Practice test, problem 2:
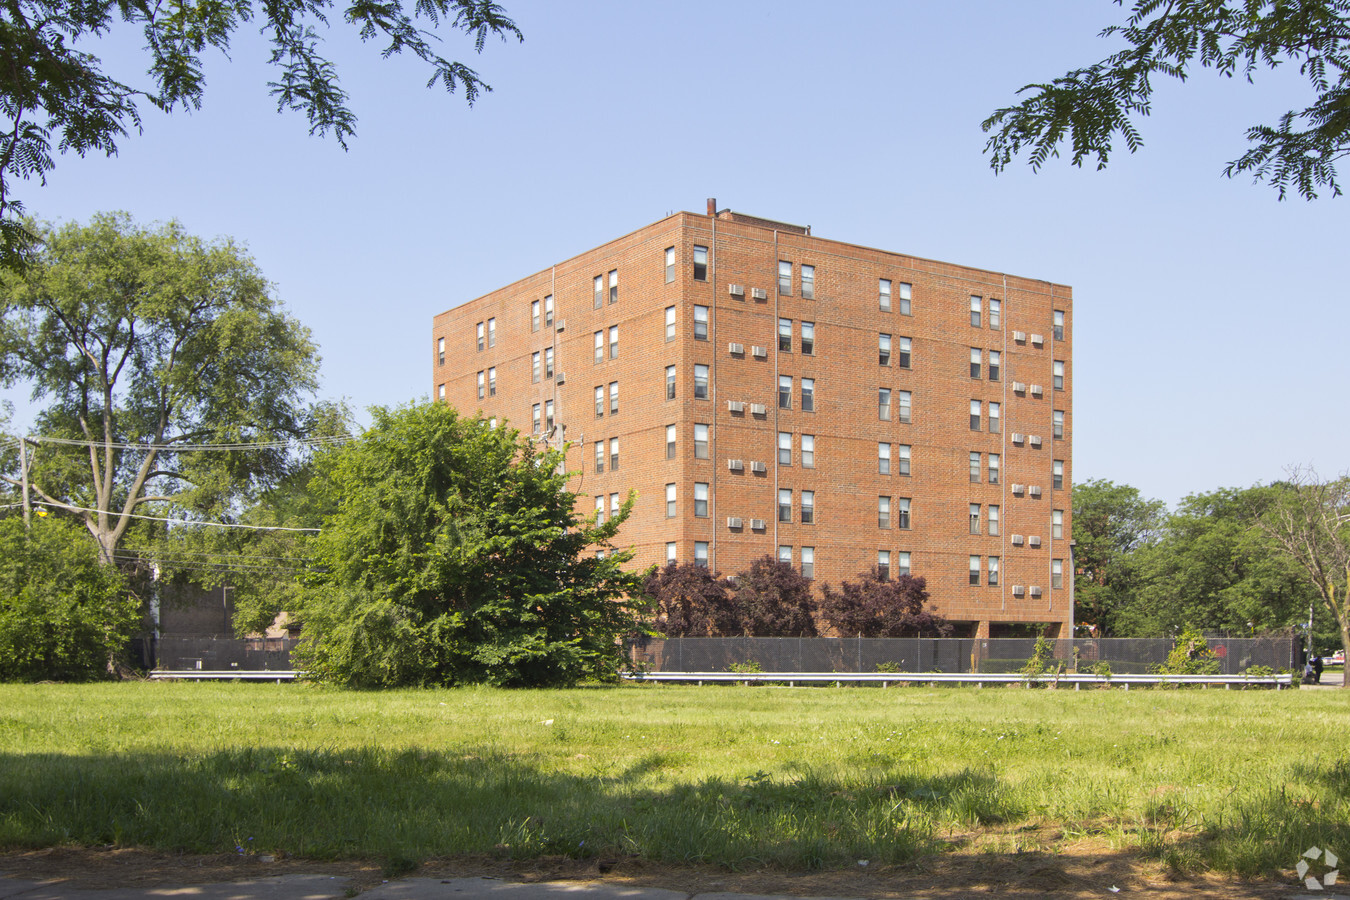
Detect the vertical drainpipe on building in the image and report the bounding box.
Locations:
[1001,275,1009,617]
[771,229,780,557]
[709,203,719,572]
[552,265,565,467]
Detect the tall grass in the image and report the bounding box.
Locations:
[0,682,1345,876]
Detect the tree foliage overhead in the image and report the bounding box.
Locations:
[983,0,1350,199]
[818,568,951,638]
[0,212,322,566]
[0,0,523,267]
[294,402,647,688]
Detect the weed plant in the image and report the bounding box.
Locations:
[0,682,1345,877]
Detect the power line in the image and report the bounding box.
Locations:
[22,434,350,452]
[46,503,321,532]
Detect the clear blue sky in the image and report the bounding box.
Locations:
[12,0,1346,509]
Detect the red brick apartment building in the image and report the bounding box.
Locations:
[432,202,1073,638]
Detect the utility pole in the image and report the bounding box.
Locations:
[19,436,30,528]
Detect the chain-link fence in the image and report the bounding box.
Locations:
[629,635,1299,675]
[149,636,300,672]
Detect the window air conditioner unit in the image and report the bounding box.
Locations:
[750,460,767,474]
[1011,533,1025,546]
[1013,330,1027,342]
[729,342,745,355]
[727,400,745,413]
[556,319,565,332]
[1030,333,1044,346]
[1029,586,1043,598]
[1028,485,1042,497]
[729,284,745,297]
[750,287,768,301]
[1028,435,1042,448]
[749,403,767,416]
[1029,535,1042,547]
[1012,584,1025,597]
[1011,483,1025,494]
[555,372,566,384]
[727,516,743,529]
[750,518,767,531]
[727,458,744,471]
[1011,433,1025,444]
[1012,382,1027,393]
[752,345,768,358]
[1029,384,1043,397]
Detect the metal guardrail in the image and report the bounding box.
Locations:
[150,669,299,682]
[624,671,1295,690]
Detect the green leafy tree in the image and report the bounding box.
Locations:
[0,213,322,567]
[0,0,522,268]
[1072,478,1167,635]
[294,402,647,688]
[0,516,136,680]
[983,0,1350,199]
[818,569,951,638]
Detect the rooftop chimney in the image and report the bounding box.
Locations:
[707,197,717,216]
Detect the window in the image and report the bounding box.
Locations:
[437,383,445,400]
[693,245,708,281]
[988,453,1000,485]
[988,350,1000,382]
[543,398,552,429]
[1054,460,1064,490]
[488,367,496,396]
[544,347,554,379]
[608,325,619,359]
[476,321,484,351]
[609,270,618,304]
[897,390,911,424]
[694,482,708,517]
[970,451,981,483]
[609,381,618,415]
[779,489,793,523]
[897,551,911,576]
[779,375,793,409]
[666,542,677,564]
[778,545,792,564]
[695,423,709,459]
[970,348,981,378]
[897,337,911,369]
[801,321,814,355]
[1053,309,1065,342]
[595,496,605,525]
[801,378,814,412]
[879,333,892,366]
[878,496,890,529]
[586,441,600,474]
[610,492,620,519]
[609,437,619,470]
[801,546,814,579]
[666,366,676,400]
[778,260,792,295]
[531,300,540,332]
[801,264,815,299]
[489,417,497,429]
[665,483,676,517]
[666,424,676,459]
[970,556,981,586]
[898,443,911,475]
[970,503,981,535]
[665,306,676,341]
[544,295,554,328]
[594,385,604,417]
[897,497,911,529]
[437,337,445,365]
[989,556,1000,586]
[1053,360,1065,390]
[989,299,1001,329]
[665,247,675,283]
[970,296,982,328]
[878,550,890,582]
[898,282,912,315]
[988,402,1000,433]
[1053,410,1064,439]
[694,364,709,399]
[879,387,891,420]
[778,317,792,352]
[988,504,1000,536]
[594,275,603,309]
[801,434,815,468]
[593,331,603,364]
[694,305,709,340]
[970,399,982,431]
[879,278,892,311]
[778,431,792,465]
[1052,509,1064,539]
[532,352,541,383]
[879,442,891,474]
[487,318,495,348]
[1052,559,1064,589]
[477,370,485,400]
[801,491,814,524]
[694,542,708,568]
[532,403,541,433]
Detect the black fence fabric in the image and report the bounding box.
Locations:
[151,636,300,672]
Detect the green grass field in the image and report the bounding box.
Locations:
[0,682,1345,878]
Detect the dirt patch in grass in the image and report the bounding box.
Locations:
[0,838,1297,899]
